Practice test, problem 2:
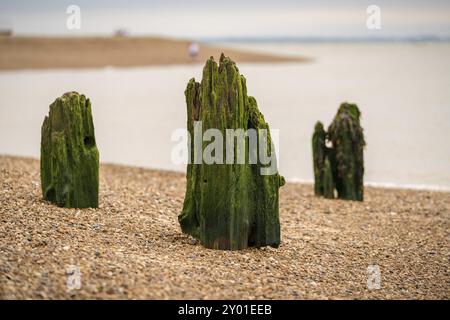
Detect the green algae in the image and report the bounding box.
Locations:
[312,102,365,201]
[40,91,99,208]
[179,54,284,250]
[312,121,327,196]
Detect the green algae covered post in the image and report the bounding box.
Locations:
[312,121,328,197]
[328,103,365,201]
[313,102,365,201]
[178,54,285,250]
[40,91,99,208]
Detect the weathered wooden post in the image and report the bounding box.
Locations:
[312,102,365,201]
[178,54,284,250]
[40,91,99,208]
[328,103,365,201]
[322,157,335,199]
[312,121,327,196]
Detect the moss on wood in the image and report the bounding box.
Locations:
[179,54,284,250]
[40,91,99,208]
[312,102,365,201]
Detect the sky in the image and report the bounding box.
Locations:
[0,0,449,39]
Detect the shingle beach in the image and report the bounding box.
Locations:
[1,156,448,299]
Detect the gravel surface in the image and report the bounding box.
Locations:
[1,156,449,299]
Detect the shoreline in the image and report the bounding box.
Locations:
[1,155,449,299]
[3,154,449,193]
[0,36,309,70]
[289,177,450,193]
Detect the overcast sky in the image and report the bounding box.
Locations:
[1,0,449,39]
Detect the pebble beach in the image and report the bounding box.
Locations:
[0,156,449,299]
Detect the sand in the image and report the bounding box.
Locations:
[0,155,449,299]
[0,36,307,70]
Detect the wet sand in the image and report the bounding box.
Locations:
[0,36,307,70]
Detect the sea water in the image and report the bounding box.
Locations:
[0,42,449,190]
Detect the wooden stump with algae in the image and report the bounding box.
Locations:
[40,92,99,208]
[312,102,365,201]
[178,54,285,250]
[312,121,327,196]
[312,121,335,199]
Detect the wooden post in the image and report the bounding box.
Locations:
[179,54,284,250]
[41,92,99,208]
[313,103,365,201]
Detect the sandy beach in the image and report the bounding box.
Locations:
[0,36,306,70]
[0,155,448,299]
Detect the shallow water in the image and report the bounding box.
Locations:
[0,43,449,189]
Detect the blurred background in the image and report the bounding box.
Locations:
[0,0,449,189]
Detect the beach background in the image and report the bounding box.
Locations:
[1,1,450,190]
[0,0,449,299]
[0,39,449,190]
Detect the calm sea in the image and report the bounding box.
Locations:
[1,42,449,190]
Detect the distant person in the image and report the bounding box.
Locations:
[188,41,200,61]
[114,28,129,37]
